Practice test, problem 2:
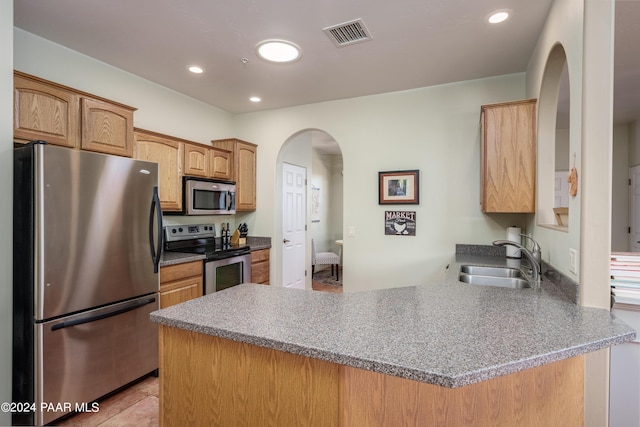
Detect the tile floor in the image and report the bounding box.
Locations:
[55,283,339,426]
[54,375,159,427]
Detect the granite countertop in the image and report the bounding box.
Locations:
[159,251,205,267]
[150,251,635,388]
[159,236,271,267]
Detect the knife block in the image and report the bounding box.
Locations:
[230,229,245,245]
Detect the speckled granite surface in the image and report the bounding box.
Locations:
[159,251,205,267]
[151,251,635,388]
[246,236,271,251]
[159,236,270,267]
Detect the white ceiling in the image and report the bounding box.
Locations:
[13,0,639,135]
[14,0,553,115]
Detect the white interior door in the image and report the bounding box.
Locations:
[629,165,640,252]
[282,163,306,289]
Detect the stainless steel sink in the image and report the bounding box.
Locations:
[459,265,524,278]
[458,265,531,289]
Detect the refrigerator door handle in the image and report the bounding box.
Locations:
[149,186,163,273]
[50,297,157,331]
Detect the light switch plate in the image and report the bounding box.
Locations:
[348,226,356,237]
[569,248,578,274]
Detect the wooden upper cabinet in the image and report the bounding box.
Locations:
[13,72,80,148]
[134,128,184,212]
[14,71,137,157]
[184,143,210,177]
[81,98,135,157]
[211,138,257,211]
[480,99,537,213]
[211,148,232,180]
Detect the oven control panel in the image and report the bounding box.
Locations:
[164,223,216,242]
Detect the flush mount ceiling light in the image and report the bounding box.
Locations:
[487,9,511,24]
[188,65,204,74]
[249,96,261,103]
[255,39,301,63]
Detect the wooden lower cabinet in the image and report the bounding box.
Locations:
[250,248,270,284]
[159,327,584,426]
[159,261,203,309]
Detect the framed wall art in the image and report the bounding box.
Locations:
[384,211,416,236]
[378,170,420,205]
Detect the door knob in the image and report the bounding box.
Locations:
[283,239,290,243]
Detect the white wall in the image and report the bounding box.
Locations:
[612,123,629,252]
[14,29,234,145]
[0,2,12,425]
[310,150,343,254]
[234,74,527,292]
[526,0,615,424]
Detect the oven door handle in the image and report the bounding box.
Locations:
[149,186,163,273]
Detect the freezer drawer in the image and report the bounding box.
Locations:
[34,295,158,426]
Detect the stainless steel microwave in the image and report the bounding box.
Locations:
[183,176,236,215]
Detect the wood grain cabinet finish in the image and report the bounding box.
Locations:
[211,138,257,211]
[134,128,184,212]
[159,327,584,426]
[210,148,232,180]
[159,261,203,309]
[184,143,210,178]
[81,98,135,157]
[13,72,80,148]
[250,249,270,285]
[480,99,537,213]
[14,71,136,157]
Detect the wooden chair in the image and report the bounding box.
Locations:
[311,239,340,281]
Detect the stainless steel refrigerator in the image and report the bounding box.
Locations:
[13,142,162,426]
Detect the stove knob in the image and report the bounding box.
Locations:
[171,228,177,234]
[178,227,183,233]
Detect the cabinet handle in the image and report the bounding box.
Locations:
[283,239,290,243]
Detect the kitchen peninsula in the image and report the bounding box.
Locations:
[151,253,635,426]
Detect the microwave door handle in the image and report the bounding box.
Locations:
[148,186,163,273]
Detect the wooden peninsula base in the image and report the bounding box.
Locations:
[159,325,584,426]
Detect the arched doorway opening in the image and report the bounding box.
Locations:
[274,129,343,290]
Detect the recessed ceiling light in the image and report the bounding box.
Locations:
[249,96,261,103]
[256,40,301,63]
[487,10,511,24]
[188,65,204,74]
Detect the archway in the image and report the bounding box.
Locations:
[274,129,343,290]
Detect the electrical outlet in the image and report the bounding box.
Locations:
[348,226,356,237]
[569,248,578,274]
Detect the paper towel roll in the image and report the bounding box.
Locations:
[506,227,521,258]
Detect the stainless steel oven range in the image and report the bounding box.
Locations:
[164,224,251,294]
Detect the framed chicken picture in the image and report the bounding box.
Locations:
[378,170,419,204]
[385,211,416,236]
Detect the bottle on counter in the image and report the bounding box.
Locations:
[221,223,226,245]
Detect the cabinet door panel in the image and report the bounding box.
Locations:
[184,144,209,177]
[14,75,79,148]
[481,100,536,213]
[81,98,134,157]
[211,149,232,180]
[135,130,183,212]
[160,278,203,308]
[237,143,256,211]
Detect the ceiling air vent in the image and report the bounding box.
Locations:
[323,18,372,47]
